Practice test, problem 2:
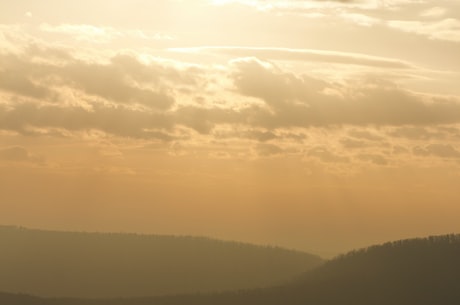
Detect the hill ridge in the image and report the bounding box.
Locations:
[0,225,322,299]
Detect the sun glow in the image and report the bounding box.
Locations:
[0,0,459,256]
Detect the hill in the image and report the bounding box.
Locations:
[285,234,460,305]
[3,234,458,305]
[0,292,47,305]
[0,226,322,298]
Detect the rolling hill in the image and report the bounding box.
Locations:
[0,226,322,298]
[2,234,459,305]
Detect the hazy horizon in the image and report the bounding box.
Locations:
[1,0,460,256]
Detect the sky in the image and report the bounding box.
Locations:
[1,0,460,257]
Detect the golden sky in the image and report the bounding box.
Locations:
[1,0,460,256]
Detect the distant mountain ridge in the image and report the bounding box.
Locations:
[0,226,323,298]
[2,234,459,305]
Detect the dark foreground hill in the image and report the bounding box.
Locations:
[0,226,322,298]
[2,234,459,305]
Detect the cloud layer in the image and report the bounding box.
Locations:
[0,0,460,255]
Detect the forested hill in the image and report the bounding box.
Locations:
[285,234,460,305]
[0,292,48,305]
[3,234,458,305]
[0,226,322,298]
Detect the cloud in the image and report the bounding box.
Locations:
[232,57,327,109]
[0,32,459,162]
[387,18,460,42]
[357,153,388,165]
[0,54,52,98]
[341,138,368,149]
[210,0,379,10]
[0,51,192,110]
[174,106,244,134]
[348,129,383,141]
[0,146,43,163]
[420,7,447,18]
[231,58,460,127]
[213,128,277,142]
[392,145,409,154]
[63,56,175,109]
[413,144,460,159]
[0,44,459,153]
[40,23,173,43]
[0,146,29,161]
[255,143,284,156]
[173,46,413,69]
[0,102,175,140]
[339,12,381,27]
[308,147,350,163]
[40,23,122,43]
[389,126,447,140]
[244,130,277,142]
[316,0,357,2]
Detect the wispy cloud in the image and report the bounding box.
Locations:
[40,23,173,44]
[420,7,447,18]
[170,46,414,69]
[387,18,460,42]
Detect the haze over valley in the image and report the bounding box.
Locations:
[1,0,459,303]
